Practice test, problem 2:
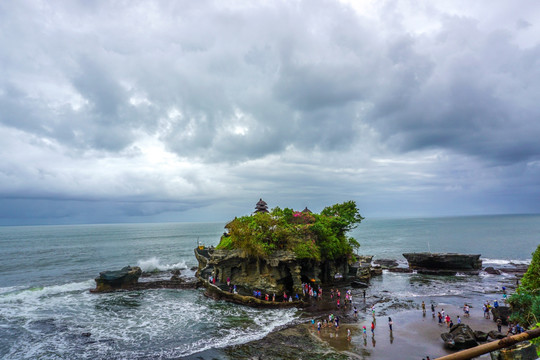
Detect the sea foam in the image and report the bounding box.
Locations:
[136,257,187,272]
[481,258,531,266]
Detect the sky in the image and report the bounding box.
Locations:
[1,0,540,225]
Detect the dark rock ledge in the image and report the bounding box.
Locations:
[90,266,200,293]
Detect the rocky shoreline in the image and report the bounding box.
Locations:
[88,256,531,359]
[184,259,531,360]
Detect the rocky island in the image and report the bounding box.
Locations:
[195,200,376,305]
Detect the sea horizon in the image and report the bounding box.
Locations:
[2,211,539,228]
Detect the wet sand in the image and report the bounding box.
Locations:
[308,303,506,359]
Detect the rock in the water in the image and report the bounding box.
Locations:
[350,280,369,288]
[92,266,142,293]
[491,306,511,325]
[373,259,399,268]
[387,267,413,273]
[441,324,479,350]
[403,253,482,271]
[484,266,502,275]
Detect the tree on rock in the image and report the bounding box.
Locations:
[217,200,363,261]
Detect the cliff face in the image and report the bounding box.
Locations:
[195,247,363,295]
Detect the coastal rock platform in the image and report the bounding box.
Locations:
[90,266,200,293]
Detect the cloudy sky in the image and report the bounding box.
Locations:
[1,0,539,225]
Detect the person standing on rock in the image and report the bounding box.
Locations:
[354,306,358,319]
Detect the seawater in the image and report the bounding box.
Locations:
[0,215,538,359]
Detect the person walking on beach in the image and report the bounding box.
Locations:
[317,320,322,334]
[431,303,435,318]
[363,325,367,339]
[354,306,358,319]
[422,301,426,315]
[438,312,443,324]
[445,314,451,327]
[371,321,375,336]
[388,317,393,331]
[347,328,351,342]
[457,315,461,324]
[464,303,470,317]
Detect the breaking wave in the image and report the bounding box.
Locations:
[482,258,530,266]
[137,257,187,272]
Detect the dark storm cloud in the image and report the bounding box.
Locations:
[3,0,538,163]
[1,0,539,224]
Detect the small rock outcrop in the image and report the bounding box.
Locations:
[484,266,502,275]
[474,330,489,342]
[373,259,399,268]
[403,253,482,274]
[441,324,479,350]
[92,266,142,293]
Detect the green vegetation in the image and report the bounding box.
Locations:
[216,200,363,261]
[509,244,540,354]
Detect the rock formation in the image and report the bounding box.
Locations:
[373,258,399,269]
[441,324,479,350]
[403,253,482,274]
[92,266,142,293]
[195,247,373,296]
[91,266,199,293]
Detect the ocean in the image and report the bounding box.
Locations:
[0,214,538,359]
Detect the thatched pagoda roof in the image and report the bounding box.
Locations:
[254,198,269,213]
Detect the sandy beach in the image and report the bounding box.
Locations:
[307,303,506,359]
